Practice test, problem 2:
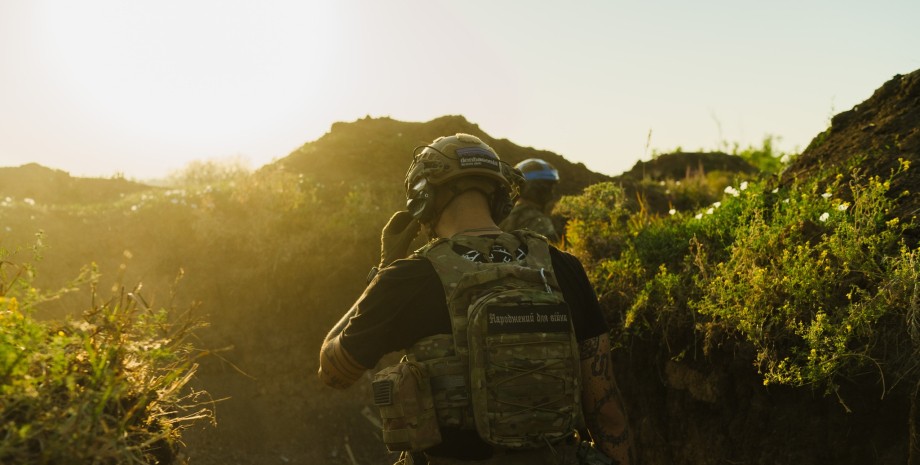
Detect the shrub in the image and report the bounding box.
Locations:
[558,158,919,396]
[0,240,212,464]
[694,163,919,392]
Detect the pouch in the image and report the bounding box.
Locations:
[372,356,442,451]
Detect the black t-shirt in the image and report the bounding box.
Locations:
[338,241,609,459]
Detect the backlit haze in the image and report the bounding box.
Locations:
[1,0,918,181]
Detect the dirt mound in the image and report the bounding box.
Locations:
[273,115,612,198]
[781,69,920,223]
[608,151,759,214]
[617,151,758,182]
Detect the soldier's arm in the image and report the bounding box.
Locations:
[318,308,368,389]
[579,334,632,464]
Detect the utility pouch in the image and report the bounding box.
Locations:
[372,356,442,452]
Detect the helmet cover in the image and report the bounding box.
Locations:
[515,158,560,182]
[405,134,519,223]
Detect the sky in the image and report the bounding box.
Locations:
[1,1,919,181]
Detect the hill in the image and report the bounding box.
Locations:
[0,163,153,205]
[271,114,612,199]
[782,69,920,227]
[272,114,760,218]
[612,151,760,213]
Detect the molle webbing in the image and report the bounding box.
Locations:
[417,232,560,360]
[411,230,581,448]
[409,334,474,429]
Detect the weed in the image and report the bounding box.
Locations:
[0,243,212,464]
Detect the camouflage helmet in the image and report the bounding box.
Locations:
[405,133,520,224]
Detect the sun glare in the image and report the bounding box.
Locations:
[34,1,344,171]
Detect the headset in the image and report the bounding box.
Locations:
[406,144,519,225]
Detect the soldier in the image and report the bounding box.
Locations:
[499,158,561,243]
[318,134,632,465]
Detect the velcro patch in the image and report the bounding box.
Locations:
[456,147,500,172]
[487,303,570,333]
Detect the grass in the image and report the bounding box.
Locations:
[1,240,213,464]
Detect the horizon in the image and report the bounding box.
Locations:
[2,1,918,181]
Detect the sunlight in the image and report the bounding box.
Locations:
[35,1,344,153]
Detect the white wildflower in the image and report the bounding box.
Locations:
[695,213,703,220]
[819,212,830,222]
[821,193,832,199]
[131,205,138,212]
[740,181,749,191]
[669,209,677,215]
[771,188,779,194]
[24,198,35,206]
[837,203,849,212]
[780,154,791,164]
[713,202,721,208]
[706,208,715,215]
[724,186,739,197]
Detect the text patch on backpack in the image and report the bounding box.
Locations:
[486,303,570,334]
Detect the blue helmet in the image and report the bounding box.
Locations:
[515,158,559,182]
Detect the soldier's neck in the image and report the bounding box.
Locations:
[433,192,500,238]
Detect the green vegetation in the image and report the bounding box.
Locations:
[725,135,790,174]
[2,111,917,462]
[0,239,212,464]
[557,158,919,397]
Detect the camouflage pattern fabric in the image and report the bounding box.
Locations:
[373,357,442,451]
[499,203,559,242]
[407,231,582,450]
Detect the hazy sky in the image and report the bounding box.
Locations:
[1,1,918,181]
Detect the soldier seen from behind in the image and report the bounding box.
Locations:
[499,158,561,243]
[318,134,633,464]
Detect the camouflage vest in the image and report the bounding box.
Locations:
[499,204,559,242]
[407,231,583,450]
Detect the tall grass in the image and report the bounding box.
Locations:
[0,239,212,464]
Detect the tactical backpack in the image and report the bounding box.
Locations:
[373,230,583,451]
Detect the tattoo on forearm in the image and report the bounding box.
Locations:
[591,385,619,413]
[591,353,609,377]
[598,428,629,448]
[579,336,599,360]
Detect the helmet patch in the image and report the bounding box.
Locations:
[456,147,500,172]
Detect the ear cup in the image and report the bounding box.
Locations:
[490,188,513,223]
[407,179,435,222]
